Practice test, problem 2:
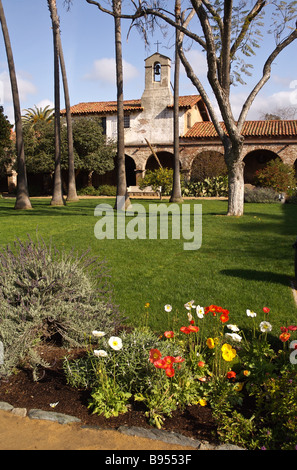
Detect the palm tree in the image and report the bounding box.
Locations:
[47,0,65,206]
[0,0,32,210]
[58,33,78,202]
[22,105,54,126]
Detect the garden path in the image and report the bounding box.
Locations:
[0,410,194,451]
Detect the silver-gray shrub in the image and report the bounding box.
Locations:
[0,236,124,378]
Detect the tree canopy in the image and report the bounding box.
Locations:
[23,116,116,176]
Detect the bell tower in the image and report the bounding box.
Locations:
[141,52,173,106]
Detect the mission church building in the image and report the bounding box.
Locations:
[62,51,297,190]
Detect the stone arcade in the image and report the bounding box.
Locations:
[61,52,297,191]
[3,52,296,193]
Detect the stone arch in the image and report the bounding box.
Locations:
[145,151,177,171]
[243,149,281,184]
[94,154,136,187]
[190,150,226,181]
[125,154,137,186]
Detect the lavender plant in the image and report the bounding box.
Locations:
[0,236,124,379]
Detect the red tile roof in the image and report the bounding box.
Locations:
[60,100,143,115]
[61,95,203,116]
[183,120,297,139]
[167,95,202,109]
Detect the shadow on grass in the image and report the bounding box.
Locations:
[220,268,292,287]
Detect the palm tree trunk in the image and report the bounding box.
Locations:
[58,34,78,202]
[0,0,32,210]
[170,0,183,203]
[48,0,65,206]
[113,0,130,211]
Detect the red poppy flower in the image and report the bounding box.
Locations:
[204,305,217,315]
[165,367,175,378]
[288,325,297,331]
[180,326,190,334]
[149,349,162,363]
[164,331,174,339]
[198,361,205,367]
[154,359,166,369]
[163,356,176,367]
[280,326,288,333]
[226,371,236,379]
[188,325,199,333]
[220,313,229,323]
[263,307,270,313]
[279,332,291,342]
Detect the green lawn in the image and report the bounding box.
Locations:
[1,196,297,336]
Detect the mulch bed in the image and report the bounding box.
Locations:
[0,344,219,445]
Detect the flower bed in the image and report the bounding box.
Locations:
[64,301,297,450]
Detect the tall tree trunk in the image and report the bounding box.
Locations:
[48,0,65,206]
[113,0,130,211]
[224,139,245,216]
[0,0,32,210]
[58,36,78,202]
[170,0,183,203]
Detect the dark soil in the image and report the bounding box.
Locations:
[0,344,219,445]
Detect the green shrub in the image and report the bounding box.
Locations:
[77,186,99,196]
[182,176,228,197]
[244,186,280,203]
[97,185,117,196]
[139,168,174,198]
[0,236,123,379]
[255,159,296,194]
[78,185,117,197]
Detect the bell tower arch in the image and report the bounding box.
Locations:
[141,52,172,105]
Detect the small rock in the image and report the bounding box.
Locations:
[0,401,13,411]
[11,408,27,418]
[28,409,81,425]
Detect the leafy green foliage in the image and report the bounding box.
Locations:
[182,176,228,197]
[78,185,117,196]
[23,116,116,176]
[72,117,116,175]
[139,168,174,198]
[0,106,13,177]
[0,236,123,379]
[255,159,296,193]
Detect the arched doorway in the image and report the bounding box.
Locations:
[190,150,226,181]
[145,151,176,171]
[243,149,280,184]
[125,155,136,186]
[93,154,136,187]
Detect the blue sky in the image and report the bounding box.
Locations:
[0,0,296,125]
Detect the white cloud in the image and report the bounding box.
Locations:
[181,49,208,77]
[0,70,37,106]
[35,99,54,111]
[84,58,139,85]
